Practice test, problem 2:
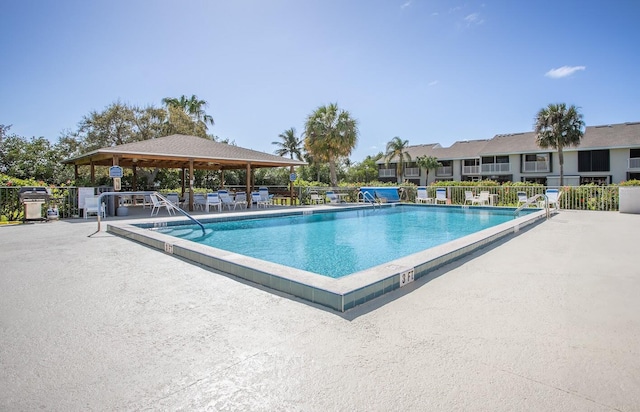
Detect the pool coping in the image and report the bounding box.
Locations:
[107,204,549,312]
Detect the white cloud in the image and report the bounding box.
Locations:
[428,80,439,86]
[545,65,586,79]
[464,13,484,25]
[401,0,412,9]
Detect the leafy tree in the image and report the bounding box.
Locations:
[272,127,304,160]
[415,155,442,184]
[534,103,585,186]
[345,153,382,183]
[384,136,411,183]
[0,134,59,183]
[304,103,358,186]
[162,94,214,132]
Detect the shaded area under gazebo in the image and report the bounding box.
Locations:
[62,134,306,210]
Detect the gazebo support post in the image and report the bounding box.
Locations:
[189,160,194,212]
[289,166,295,206]
[246,163,252,208]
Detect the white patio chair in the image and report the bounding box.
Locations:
[206,193,222,212]
[150,193,175,216]
[464,191,476,205]
[416,187,433,204]
[252,192,269,208]
[84,196,105,219]
[434,188,448,204]
[472,191,490,206]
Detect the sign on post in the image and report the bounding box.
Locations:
[109,166,123,178]
[113,177,121,191]
[289,173,297,182]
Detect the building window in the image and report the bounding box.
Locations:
[630,149,640,169]
[462,159,480,174]
[521,153,551,173]
[578,150,610,172]
[404,162,420,177]
[580,176,610,185]
[378,167,395,178]
[436,160,452,176]
[481,156,510,173]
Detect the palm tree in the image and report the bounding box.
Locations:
[162,95,215,131]
[272,127,304,160]
[384,136,411,183]
[304,103,358,186]
[415,155,442,185]
[534,103,585,186]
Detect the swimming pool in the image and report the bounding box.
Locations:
[156,206,533,278]
[107,204,548,312]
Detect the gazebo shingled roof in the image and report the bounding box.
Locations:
[63,134,306,170]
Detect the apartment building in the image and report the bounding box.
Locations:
[377,121,640,185]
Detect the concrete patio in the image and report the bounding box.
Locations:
[1,210,639,411]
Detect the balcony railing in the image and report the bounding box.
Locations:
[436,166,453,176]
[462,165,480,174]
[523,161,550,172]
[378,169,395,178]
[481,163,510,173]
[629,158,640,169]
[404,167,420,177]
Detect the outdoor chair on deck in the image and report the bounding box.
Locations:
[464,191,476,205]
[309,192,325,204]
[259,187,274,206]
[193,193,207,211]
[472,191,490,206]
[325,191,341,204]
[539,189,561,210]
[165,193,180,208]
[149,193,175,216]
[252,192,269,208]
[84,196,106,219]
[435,188,448,205]
[517,191,528,205]
[416,187,433,204]
[205,193,222,212]
[233,192,248,209]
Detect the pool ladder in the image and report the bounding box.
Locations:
[154,192,206,236]
[514,194,551,219]
[359,191,381,209]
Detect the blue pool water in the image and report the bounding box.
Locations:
[156,206,529,278]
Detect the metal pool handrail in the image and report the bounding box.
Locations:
[92,191,205,236]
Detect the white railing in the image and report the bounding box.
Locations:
[436,166,453,176]
[463,165,480,174]
[404,167,420,177]
[629,158,640,169]
[523,161,550,172]
[481,163,510,173]
[378,169,395,177]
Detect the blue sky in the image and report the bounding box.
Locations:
[2,0,639,161]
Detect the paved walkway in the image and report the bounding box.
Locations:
[1,210,639,411]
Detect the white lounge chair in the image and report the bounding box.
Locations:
[325,191,340,204]
[464,191,476,205]
[218,190,239,210]
[234,192,248,209]
[540,189,561,210]
[309,192,325,204]
[150,193,175,216]
[517,191,528,206]
[416,187,433,204]
[206,193,222,212]
[252,192,269,208]
[435,188,448,204]
[258,187,274,206]
[472,191,490,206]
[84,196,105,219]
[193,193,207,210]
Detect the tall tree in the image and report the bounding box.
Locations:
[162,94,214,132]
[534,103,585,186]
[272,127,304,160]
[384,136,411,183]
[304,103,358,186]
[415,155,442,185]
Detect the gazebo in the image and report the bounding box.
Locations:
[62,134,306,210]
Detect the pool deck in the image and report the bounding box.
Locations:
[1,209,639,410]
